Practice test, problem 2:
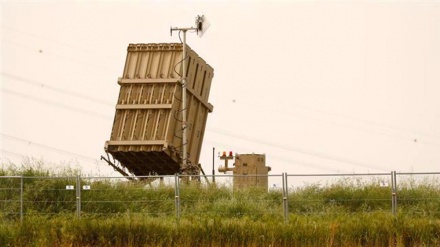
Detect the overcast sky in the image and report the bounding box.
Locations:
[1,1,440,178]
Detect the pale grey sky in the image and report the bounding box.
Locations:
[1,1,440,177]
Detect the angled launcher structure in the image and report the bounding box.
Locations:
[104,43,214,177]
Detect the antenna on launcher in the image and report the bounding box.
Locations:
[170,15,210,37]
[170,15,210,174]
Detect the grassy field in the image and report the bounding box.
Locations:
[2,212,439,246]
[1,161,439,246]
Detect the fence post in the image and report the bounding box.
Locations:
[391,171,397,216]
[282,173,289,222]
[76,175,81,218]
[20,176,24,222]
[174,174,180,223]
[393,171,397,215]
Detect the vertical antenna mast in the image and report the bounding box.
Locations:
[171,15,210,174]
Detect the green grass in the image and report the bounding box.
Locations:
[1,160,440,246]
[1,213,439,246]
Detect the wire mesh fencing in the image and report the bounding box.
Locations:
[286,173,394,216]
[0,176,22,220]
[80,176,176,217]
[1,171,439,221]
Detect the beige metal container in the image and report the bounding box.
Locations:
[219,153,271,190]
[233,154,271,190]
[105,43,214,176]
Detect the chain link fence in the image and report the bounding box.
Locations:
[1,172,439,221]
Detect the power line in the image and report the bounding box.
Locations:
[203,139,347,173]
[3,83,361,174]
[2,27,436,172]
[0,86,413,172]
[2,25,121,62]
[271,107,440,147]
[269,155,352,174]
[5,69,437,147]
[245,101,440,146]
[3,81,432,173]
[207,128,389,172]
[1,149,25,159]
[296,104,440,140]
[5,72,437,148]
[1,133,102,163]
[2,88,113,120]
[2,39,117,72]
[5,65,437,147]
[2,72,114,107]
[5,31,436,144]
